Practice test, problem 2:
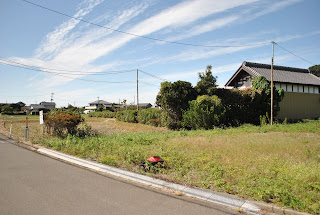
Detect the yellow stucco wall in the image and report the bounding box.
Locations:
[276,92,320,120]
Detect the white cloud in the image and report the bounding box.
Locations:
[248,0,303,21]
[35,0,104,60]
[128,0,257,36]
[164,15,239,42]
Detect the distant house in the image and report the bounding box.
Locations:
[225,61,320,120]
[85,100,121,111]
[26,101,56,115]
[138,103,152,109]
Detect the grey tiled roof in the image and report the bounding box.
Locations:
[89,100,111,105]
[243,62,320,86]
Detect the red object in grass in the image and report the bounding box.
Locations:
[147,156,164,163]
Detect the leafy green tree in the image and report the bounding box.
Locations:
[195,65,217,95]
[183,95,225,130]
[309,64,320,77]
[156,81,197,129]
[1,104,14,114]
[252,76,284,118]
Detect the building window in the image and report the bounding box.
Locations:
[298,85,303,93]
[310,86,314,94]
[247,79,251,87]
[287,84,292,92]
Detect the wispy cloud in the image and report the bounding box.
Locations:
[247,0,303,21]
[160,0,303,43]
[164,15,239,42]
[35,0,104,60]
[143,29,320,66]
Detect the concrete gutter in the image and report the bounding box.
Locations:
[38,148,261,214]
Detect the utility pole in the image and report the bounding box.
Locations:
[137,69,139,111]
[270,41,275,125]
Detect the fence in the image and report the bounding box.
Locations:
[0,115,43,141]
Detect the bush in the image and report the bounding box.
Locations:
[44,112,83,137]
[183,95,225,129]
[76,123,98,137]
[88,110,115,118]
[213,88,270,126]
[137,109,162,126]
[116,110,137,123]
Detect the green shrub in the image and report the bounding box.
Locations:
[88,110,115,118]
[213,88,271,126]
[44,112,83,137]
[116,110,137,123]
[137,109,162,126]
[183,95,225,129]
[76,123,98,138]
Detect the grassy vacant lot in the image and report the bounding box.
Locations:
[1,115,319,214]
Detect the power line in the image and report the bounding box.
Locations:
[275,42,314,65]
[139,81,160,87]
[0,57,135,75]
[138,69,168,82]
[20,0,270,48]
[0,59,135,83]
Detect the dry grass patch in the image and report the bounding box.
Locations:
[86,118,168,134]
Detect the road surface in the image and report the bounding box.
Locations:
[0,134,239,215]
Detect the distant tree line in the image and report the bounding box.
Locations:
[0,102,25,115]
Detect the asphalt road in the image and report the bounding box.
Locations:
[0,135,239,215]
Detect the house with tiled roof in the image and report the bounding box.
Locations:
[26,101,56,115]
[85,99,122,111]
[225,61,320,120]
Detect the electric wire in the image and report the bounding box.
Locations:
[275,42,314,65]
[20,0,270,48]
[138,69,167,81]
[139,81,160,87]
[0,58,167,84]
[0,57,136,75]
[0,60,135,83]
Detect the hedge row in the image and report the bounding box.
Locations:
[88,110,115,118]
[115,109,170,127]
[89,88,280,129]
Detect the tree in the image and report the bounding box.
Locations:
[195,65,217,95]
[183,95,225,130]
[1,104,14,115]
[252,76,284,118]
[309,64,320,77]
[156,81,197,129]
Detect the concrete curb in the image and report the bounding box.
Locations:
[38,148,261,215]
[254,202,311,215]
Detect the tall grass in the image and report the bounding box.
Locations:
[34,120,320,214]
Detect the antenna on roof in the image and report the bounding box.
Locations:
[51,92,54,102]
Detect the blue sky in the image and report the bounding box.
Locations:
[0,0,319,107]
